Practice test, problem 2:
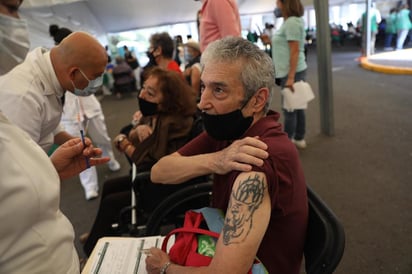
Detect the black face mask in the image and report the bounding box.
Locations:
[138,97,158,116]
[146,49,157,67]
[201,109,253,141]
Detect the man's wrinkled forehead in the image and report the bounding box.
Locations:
[201,60,242,83]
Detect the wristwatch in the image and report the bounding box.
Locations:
[116,135,126,148]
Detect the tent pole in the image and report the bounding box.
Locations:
[314,0,334,136]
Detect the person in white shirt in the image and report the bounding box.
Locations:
[61,92,121,200]
[48,26,121,200]
[0,30,108,175]
[0,110,109,273]
[0,0,30,75]
[0,2,109,271]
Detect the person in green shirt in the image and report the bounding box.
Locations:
[359,3,381,55]
[384,8,398,50]
[271,0,308,149]
[396,4,412,50]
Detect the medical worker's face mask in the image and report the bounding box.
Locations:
[71,69,103,97]
[0,13,30,75]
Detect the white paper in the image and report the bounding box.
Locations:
[81,236,173,274]
[281,81,315,111]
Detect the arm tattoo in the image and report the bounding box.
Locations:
[222,173,265,245]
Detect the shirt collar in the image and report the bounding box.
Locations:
[43,50,65,98]
[30,47,65,98]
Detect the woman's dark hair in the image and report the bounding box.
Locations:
[49,24,73,44]
[149,32,175,59]
[145,67,197,116]
[49,24,59,36]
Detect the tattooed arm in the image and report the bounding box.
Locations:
[145,171,271,274]
[210,171,271,273]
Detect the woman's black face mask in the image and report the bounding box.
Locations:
[138,97,158,116]
[146,48,158,67]
[201,109,253,141]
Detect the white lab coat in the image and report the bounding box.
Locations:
[0,112,79,273]
[0,47,65,153]
[61,91,119,193]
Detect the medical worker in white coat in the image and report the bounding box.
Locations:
[0,1,109,272]
[0,31,109,185]
[61,92,121,200]
[0,111,110,273]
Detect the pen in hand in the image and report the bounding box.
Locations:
[76,97,90,169]
[79,128,90,168]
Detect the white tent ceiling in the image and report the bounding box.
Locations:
[19,0,366,48]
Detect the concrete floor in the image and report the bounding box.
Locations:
[60,46,412,273]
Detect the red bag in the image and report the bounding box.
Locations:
[161,210,218,266]
[161,208,267,273]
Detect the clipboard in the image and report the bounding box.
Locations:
[81,235,173,274]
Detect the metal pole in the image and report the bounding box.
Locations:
[366,0,372,56]
[314,0,334,136]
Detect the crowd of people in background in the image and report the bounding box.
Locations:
[3,0,410,273]
[327,2,412,53]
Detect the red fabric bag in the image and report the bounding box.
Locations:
[161,208,267,273]
[161,210,219,266]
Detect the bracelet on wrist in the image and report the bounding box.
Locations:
[124,143,133,155]
[121,141,131,152]
[116,135,127,149]
[160,261,172,274]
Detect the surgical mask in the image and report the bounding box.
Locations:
[0,13,30,75]
[201,108,253,141]
[274,8,283,18]
[184,52,194,62]
[138,97,158,116]
[72,69,103,96]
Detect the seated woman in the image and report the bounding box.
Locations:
[183,40,202,98]
[82,67,198,256]
[112,56,135,98]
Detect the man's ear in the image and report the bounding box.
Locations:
[68,67,78,81]
[253,88,269,112]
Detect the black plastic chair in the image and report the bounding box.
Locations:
[117,179,345,273]
[144,181,213,236]
[141,183,345,273]
[114,172,212,237]
[304,186,345,274]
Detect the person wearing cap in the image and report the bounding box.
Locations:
[183,40,202,97]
